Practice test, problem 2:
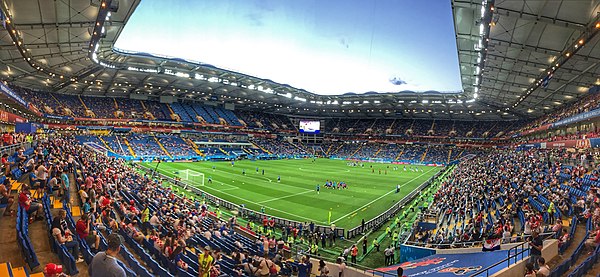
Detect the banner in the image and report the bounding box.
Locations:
[0,83,28,107]
[373,250,510,277]
[552,107,600,128]
[399,244,436,263]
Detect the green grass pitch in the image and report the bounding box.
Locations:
[142,159,440,230]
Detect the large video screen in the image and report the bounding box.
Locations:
[299,120,320,134]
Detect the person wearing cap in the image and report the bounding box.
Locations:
[89,233,126,277]
[198,246,214,277]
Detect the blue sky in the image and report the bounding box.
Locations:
[114,0,462,95]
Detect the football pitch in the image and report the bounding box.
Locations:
[141,159,440,230]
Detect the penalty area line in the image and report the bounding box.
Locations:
[331,167,437,224]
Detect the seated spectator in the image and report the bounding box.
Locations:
[584,226,600,254]
[18,185,42,222]
[536,257,550,277]
[52,210,83,263]
[0,179,14,216]
[76,214,100,251]
[524,262,536,277]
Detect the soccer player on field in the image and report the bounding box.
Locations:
[208,176,212,184]
[277,175,281,182]
[316,184,320,194]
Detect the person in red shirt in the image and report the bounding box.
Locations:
[269,217,275,231]
[1,154,11,176]
[75,214,100,251]
[18,186,42,222]
[262,217,268,233]
[2,133,10,146]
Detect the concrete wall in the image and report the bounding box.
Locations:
[309,258,380,277]
[435,242,524,255]
[491,239,558,277]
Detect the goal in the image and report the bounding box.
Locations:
[180,169,205,187]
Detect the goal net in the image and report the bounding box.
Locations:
[180,169,205,187]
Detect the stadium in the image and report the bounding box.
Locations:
[0,0,598,276]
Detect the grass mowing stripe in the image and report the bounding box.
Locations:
[143,159,439,229]
[331,167,437,224]
[257,190,313,204]
[155,164,321,222]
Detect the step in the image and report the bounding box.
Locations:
[71,206,81,217]
[0,263,10,277]
[11,267,26,277]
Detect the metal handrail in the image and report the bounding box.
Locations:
[469,232,555,277]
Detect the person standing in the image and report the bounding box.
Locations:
[198,246,214,277]
[362,237,368,255]
[384,246,392,266]
[89,233,125,277]
[336,257,346,277]
[528,231,543,270]
[350,244,358,264]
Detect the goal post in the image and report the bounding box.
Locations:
[180,169,205,187]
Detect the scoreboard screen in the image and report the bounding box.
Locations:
[299,120,320,133]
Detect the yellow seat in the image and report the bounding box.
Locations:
[12,267,27,277]
[72,206,81,217]
[53,199,62,209]
[30,273,44,277]
[0,263,10,277]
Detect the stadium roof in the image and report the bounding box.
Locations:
[0,0,599,121]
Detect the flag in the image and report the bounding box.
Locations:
[482,238,501,251]
[0,10,5,29]
[328,209,332,224]
[542,74,553,89]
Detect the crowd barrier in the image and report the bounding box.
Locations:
[345,167,448,239]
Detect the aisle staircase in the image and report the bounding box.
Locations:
[153,137,172,158]
[185,138,204,156]
[349,144,363,158]
[395,149,404,161]
[78,96,90,111]
[166,104,178,121]
[252,142,271,155]
[122,138,137,157]
[447,149,453,164]
[97,136,114,153]
[373,145,382,158]
[420,147,429,162]
[0,262,44,277]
